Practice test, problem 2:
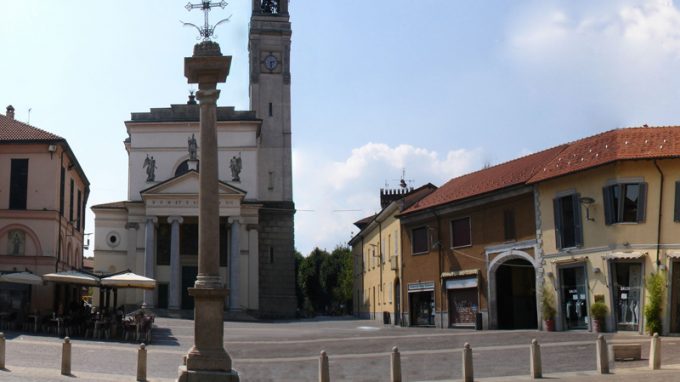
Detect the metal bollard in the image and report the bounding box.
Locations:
[391,346,402,382]
[61,337,71,375]
[319,350,330,382]
[649,333,661,370]
[530,339,542,379]
[137,343,147,381]
[596,335,609,374]
[0,332,5,370]
[462,342,473,382]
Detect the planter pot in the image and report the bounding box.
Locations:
[543,319,555,332]
[592,319,604,333]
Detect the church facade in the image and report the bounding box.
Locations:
[92,1,296,318]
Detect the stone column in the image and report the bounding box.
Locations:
[168,216,184,310]
[229,217,240,311]
[126,222,139,271]
[143,217,157,308]
[179,41,238,381]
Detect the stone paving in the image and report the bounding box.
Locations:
[2,317,680,381]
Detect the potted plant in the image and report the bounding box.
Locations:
[590,302,608,333]
[541,285,557,331]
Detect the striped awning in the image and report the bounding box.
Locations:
[604,252,647,260]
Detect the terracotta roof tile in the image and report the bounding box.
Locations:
[0,113,63,142]
[404,126,680,216]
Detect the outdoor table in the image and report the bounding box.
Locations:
[94,319,110,339]
[50,317,63,336]
[28,314,39,333]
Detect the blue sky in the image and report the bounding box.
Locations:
[3,1,680,255]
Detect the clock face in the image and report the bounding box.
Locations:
[264,54,279,71]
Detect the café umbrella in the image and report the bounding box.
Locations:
[100,272,156,290]
[0,271,43,285]
[42,270,101,286]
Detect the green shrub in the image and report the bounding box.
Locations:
[644,272,666,336]
[590,302,608,320]
[541,285,556,320]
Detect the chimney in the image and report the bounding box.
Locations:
[6,105,15,119]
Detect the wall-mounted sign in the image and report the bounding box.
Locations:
[408,281,435,292]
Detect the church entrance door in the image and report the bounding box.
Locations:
[181,266,198,310]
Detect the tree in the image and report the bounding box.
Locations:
[295,245,354,316]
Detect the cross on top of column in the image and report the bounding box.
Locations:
[182,1,231,41]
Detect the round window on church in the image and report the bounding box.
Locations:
[175,160,199,176]
[106,231,121,248]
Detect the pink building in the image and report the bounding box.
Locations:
[0,105,90,312]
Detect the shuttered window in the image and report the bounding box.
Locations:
[9,159,29,210]
[451,217,471,248]
[674,181,680,222]
[603,183,647,224]
[412,226,428,254]
[553,193,583,249]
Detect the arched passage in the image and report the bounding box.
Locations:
[488,250,539,330]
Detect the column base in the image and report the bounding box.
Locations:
[178,366,240,382]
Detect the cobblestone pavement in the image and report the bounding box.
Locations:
[2,317,680,381]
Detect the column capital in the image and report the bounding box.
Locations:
[196,89,221,103]
[228,217,241,225]
[167,216,184,225]
[145,216,158,224]
[125,222,140,230]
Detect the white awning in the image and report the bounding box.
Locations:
[441,269,479,278]
[43,270,101,286]
[604,252,647,260]
[445,277,478,290]
[667,252,680,259]
[0,271,43,285]
[100,272,156,290]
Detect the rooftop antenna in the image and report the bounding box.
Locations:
[27,108,32,124]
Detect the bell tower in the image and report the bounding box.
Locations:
[249,0,296,318]
[249,0,292,202]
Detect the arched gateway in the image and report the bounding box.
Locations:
[488,250,539,329]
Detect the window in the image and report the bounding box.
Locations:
[504,209,516,241]
[553,193,583,249]
[9,159,28,210]
[412,226,428,254]
[603,183,647,224]
[59,166,65,215]
[451,217,471,248]
[69,179,74,222]
[674,181,680,222]
[76,190,82,231]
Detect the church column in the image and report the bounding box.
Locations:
[168,216,184,310]
[125,222,139,271]
[229,217,240,311]
[142,216,157,308]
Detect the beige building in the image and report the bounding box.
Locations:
[0,105,90,312]
[531,126,680,334]
[350,184,436,324]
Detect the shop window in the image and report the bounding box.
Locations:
[9,159,28,210]
[411,226,428,254]
[603,182,647,224]
[504,209,516,241]
[674,181,680,222]
[553,193,583,249]
[612,262,642,331]
[450,217,471,248]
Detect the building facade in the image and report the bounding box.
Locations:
[350,184,436,324]
[92,1,296,318]
[0,105,90,312]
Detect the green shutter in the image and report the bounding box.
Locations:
[636,182,647,223]
[674,182,680,222]
[572,194,583,247]
[553,198,563,249]
[603,186,614,225]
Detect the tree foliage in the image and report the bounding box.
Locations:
[296,245,353,316]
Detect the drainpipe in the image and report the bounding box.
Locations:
[653,160,664,270]
[431,208,443,328]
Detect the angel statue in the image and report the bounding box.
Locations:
[230,154,242,182]
[143,154,157,182]
[188,134,198,160]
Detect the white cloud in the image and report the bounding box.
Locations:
[292,143,484,255]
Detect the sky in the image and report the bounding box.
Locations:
[3,1,680,256]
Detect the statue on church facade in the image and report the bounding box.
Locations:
[188,133,198,160]
[230,154,242,182]
[261,0,278,14]
[143,154,157,182]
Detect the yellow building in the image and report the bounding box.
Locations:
[530,126,680,333]
[350,184,436,324]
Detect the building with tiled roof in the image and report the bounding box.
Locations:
[398,126,680,333]
[0,105,90,313]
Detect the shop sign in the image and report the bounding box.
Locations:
[408,281,435,292]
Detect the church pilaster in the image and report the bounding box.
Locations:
[168,216,184,310]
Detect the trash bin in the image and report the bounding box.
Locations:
[475,313,483,330]
[383,311,390,325]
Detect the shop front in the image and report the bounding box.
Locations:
[445,276,479,328]
[608,257,643,332]
[408,281,435,327]
[558,263,589,330]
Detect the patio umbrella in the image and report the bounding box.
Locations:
[0,271,43,285]
[100,272,156,289]
[42,270,101,286]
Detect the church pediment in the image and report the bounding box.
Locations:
[140,170,246,197]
